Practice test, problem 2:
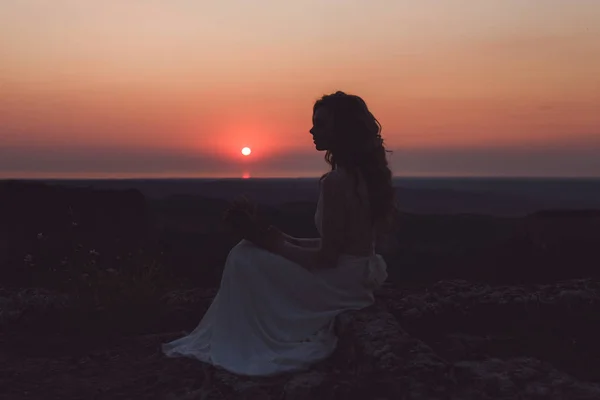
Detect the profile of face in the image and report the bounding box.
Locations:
[310,107,334,151]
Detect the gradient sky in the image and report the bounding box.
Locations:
[1,0,599,178]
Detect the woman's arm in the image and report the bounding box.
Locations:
[272,172,346,270]
[275,241,324,270]
[268,226,321,248]
[284,234,321,248]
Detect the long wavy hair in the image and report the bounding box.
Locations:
[314,91,397,231]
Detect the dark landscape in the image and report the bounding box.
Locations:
[1,178,600,399]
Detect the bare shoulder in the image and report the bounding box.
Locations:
[322,168,353,189]
[320,170,355,207]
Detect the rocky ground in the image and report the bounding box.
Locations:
[2,279,600,399]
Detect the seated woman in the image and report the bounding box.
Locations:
[162,91,396,377]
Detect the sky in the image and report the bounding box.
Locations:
[1,0,599,178]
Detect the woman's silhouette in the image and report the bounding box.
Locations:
[162,91,395,376]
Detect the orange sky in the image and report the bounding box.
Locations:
[1,0,599,178]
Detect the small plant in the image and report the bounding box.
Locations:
[69,249,168,311]
[14,202,172,314]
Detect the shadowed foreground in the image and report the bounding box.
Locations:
[2,279,600,399]
[1,181,600,399]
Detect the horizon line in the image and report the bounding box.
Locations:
[3,175,600,181]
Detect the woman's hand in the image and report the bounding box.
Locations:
[251,225,286,253]
[264,225,291,241]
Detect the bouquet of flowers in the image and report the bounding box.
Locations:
[222,195,270,242]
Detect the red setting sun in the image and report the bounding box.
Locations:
[241,147,252,156]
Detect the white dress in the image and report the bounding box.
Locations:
[162,190,388,377]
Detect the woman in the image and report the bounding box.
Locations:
[162,91,395,376]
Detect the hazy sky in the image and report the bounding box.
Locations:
[1,0,599,178]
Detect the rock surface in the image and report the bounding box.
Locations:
[2,279,600,399]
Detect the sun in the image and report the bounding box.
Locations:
[241,147,251,156]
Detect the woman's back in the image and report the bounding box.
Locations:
[316,168,375,257]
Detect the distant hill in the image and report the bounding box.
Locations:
[32,177,600,216]
[2,179,599,288]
